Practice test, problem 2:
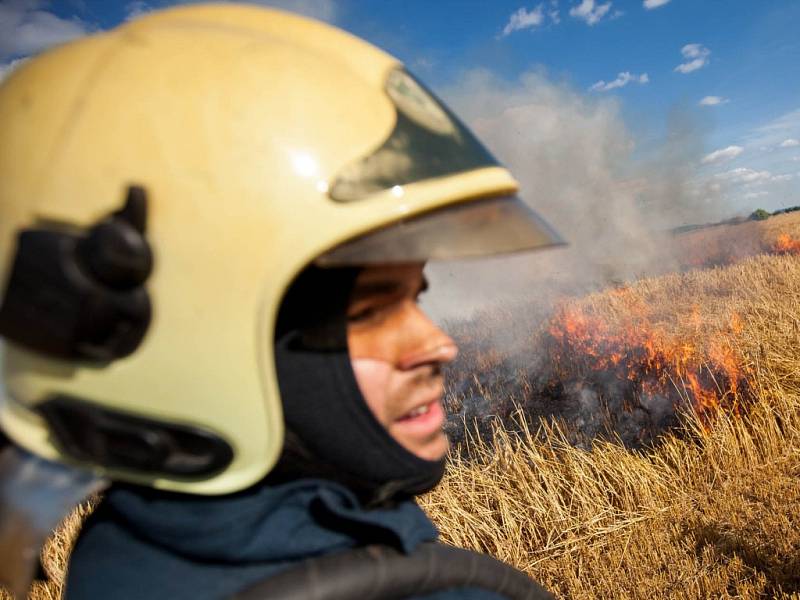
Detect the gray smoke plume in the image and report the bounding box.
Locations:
[423,68,724,322]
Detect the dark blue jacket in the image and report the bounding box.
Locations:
[65,478,505,599]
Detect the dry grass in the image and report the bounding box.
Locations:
[422,253,800,599]
[1,503,93,600]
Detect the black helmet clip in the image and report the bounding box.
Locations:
[0,186,153,362]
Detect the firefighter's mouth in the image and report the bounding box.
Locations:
[395,397,446,435]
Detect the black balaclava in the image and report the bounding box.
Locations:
[270,266,446,507]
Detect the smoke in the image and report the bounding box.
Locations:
[423,68,724,322]
[420,69,743,448]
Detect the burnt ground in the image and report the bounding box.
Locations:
[443,349,687,454]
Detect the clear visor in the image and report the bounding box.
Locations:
[315,195,565,266]
[321,68,564,266]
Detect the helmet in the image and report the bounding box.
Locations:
[0,4,562,495]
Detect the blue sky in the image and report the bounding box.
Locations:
[2,0,799,217]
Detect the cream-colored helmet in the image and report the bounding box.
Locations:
[0,3,562,495]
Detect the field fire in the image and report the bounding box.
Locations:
[542,298,751,433]
[443,215,800,450]
[773,233,800,255]
[445,294,754,450]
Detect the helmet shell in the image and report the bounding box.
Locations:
[0,4,522,494]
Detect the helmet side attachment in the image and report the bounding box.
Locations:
[0,186,152,361]
[0,186,234,480]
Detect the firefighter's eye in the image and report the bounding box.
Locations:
[347,305,379,323]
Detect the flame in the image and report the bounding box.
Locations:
[545,294,751,425]
[772,233,800,255]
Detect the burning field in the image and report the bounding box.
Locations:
[442,211,800,450]
[423,227,800,597]
[443,273,757,450]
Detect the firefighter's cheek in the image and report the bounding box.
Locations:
[349,357,396,426]
[348,309,406,363]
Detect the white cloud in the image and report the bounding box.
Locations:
[643,0,671,8]
[780,138,800,148]
[549,0,561,24]
[413,57,435,72]
[771,174,794,182]
[716,168,773,185]
[0,57,28,83]
[590,71,649,92]
[674,43,710,74]
[501,5,546,36]
[0,0,90,62]
[569,0,613,26]
[249,0,338,23]
[699,96,729,106]
[124,1,153,21]
[702,145,743,165]
[740,108,800,150]
[743,191,768,200]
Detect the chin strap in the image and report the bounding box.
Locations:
[0,445,108,598]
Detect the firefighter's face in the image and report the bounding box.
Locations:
[347,264,457,461]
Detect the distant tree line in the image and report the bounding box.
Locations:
[765,205,800,217]
[749,208,771,221]
[670,205,800,235]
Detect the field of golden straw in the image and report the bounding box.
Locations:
[5,213,800,600]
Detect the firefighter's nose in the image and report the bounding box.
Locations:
[398,310,458,371]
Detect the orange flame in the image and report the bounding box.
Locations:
[545,296,751,424]
[772,233,800,255]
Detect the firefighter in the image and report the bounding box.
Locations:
[0,4,562,599]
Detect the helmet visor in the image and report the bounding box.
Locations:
[315,195,565,266]
[329,69,499,203]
